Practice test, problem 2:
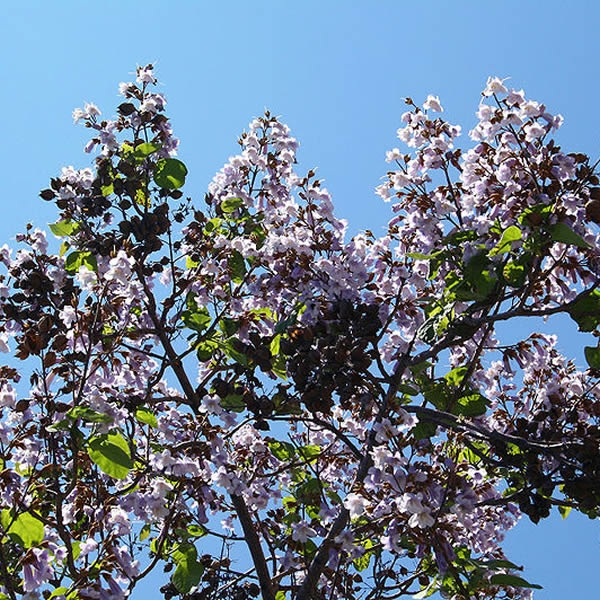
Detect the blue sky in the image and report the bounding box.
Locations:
[2,1,599,597]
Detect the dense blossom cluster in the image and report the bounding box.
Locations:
[0,68,598,600]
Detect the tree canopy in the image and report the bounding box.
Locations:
[1,66,599,600]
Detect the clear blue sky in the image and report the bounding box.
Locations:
[2,2,599,598]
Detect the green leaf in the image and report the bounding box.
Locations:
[585,345,600,369]
[49,219,80,238]
[49,588,69,599]
[204,217,222,234]
[134,188,149,207]
[268,440,297,461]
[558,504,572,519]
[444,366,469,387]
[406,251,434,260]
[502,260,527,287]
[275,592,287,600]
[518,203,552,226]
[221,394,245,413]
[185,255,199,269]
[171,543,204,594]
[298,445,321,461]
[223,339,248,365]
[228,250,246,284]
[443,229,479,245]
[549,222,590,249]
[422,381,452,411]
[490,225,522,256]
[182,305,212,333]
[187,524,207,538]
[462,253,497,299]
[65,251,98,274]
[0,509,45,548]
[353,540,376,572]
[139,523,151,541]
[397,383,418,396]
[87,432,133,480]
[455,392,488,417]
[133,142,161,159]
[219,318,239,337]
[153,158,188,190]
[135,407,158,428]
[489,574,542,590]
[196,339,219,362]
[71,540,81,561]
[221,197,244,213]
[121,142,134,156]
[567,289,600,332]
[67,406,112,423]
[417,310,451,344]
[295,478,322,506]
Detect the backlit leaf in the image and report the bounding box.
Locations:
[87,432,132,480]
[0,509,45,548]
[154,158,188,189]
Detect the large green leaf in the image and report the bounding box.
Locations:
[197,338,219,362]
[182,305,212,333]
[489,574,542,590]
[268,440,297,461]
[133,142,161,160]
[489,225,522,256]
[228,250,246,284]
[462,253,497,299]
[221,394,245,413]
[171,543,204,594]
[220,197,244,213]
[49,219,80,238]
[67,406,112,423]
[87,432,133,479]
[135,407,158,428]
[455,392,488,417]
[444,366,469,387]
[0,509,45,548]
[353,539,376,572]
[549,222,590,249]
[65,251,98,274]
[153,158,188,190]
[567,289,600,332]
[502,259,527,287]
[585,345,600,369]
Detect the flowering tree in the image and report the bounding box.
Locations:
[1,66,599,600]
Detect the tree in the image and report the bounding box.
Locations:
[0,65,599,600]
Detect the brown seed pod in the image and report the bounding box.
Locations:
[585,199,600,224]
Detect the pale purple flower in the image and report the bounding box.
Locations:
[483,76,508,97]
[106,507,132,536]
[291,520,317,543]
[75,265,97,291]
[104,251,134,286]
[22,549,53,592]
[79,537,99,558]
[423,94,443,112]
[334,529,355,552]
[343,492,367,519]
[136,66,156,84]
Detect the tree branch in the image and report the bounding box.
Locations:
[230,493,276,600]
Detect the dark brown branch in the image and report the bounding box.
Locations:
[230,493,276,600]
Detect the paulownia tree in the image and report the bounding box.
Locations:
[0,66,599,600]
